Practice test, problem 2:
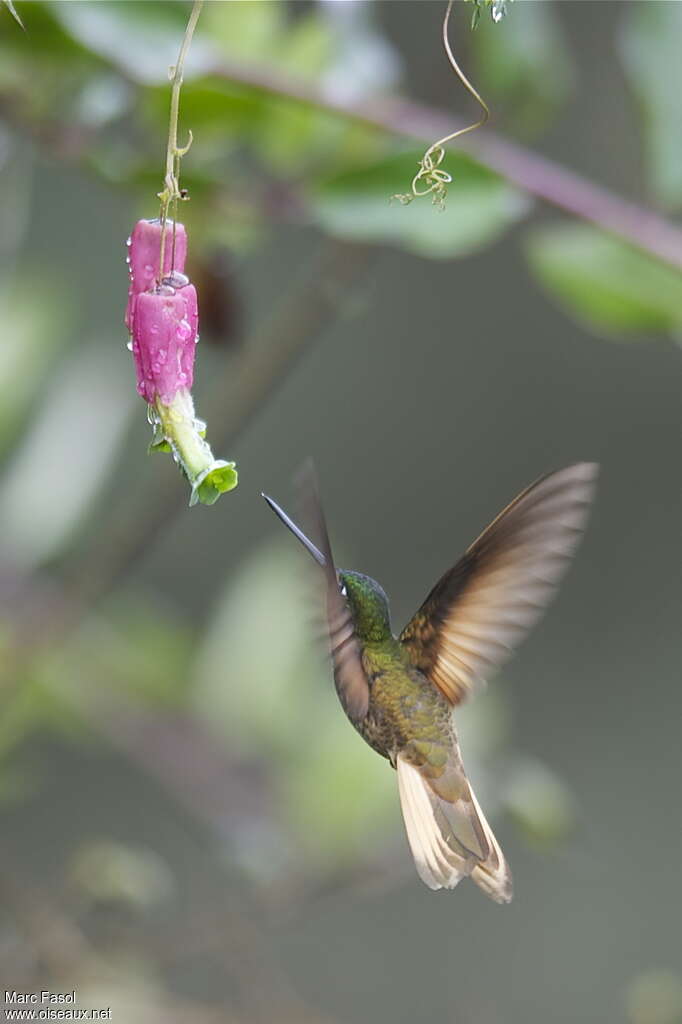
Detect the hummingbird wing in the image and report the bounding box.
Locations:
[399,463,598,706]
[299,467,370,724]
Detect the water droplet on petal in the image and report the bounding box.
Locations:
[126,339,133,351]
[162,271,189,289]
[176,319,192,342]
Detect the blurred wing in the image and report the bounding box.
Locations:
[299,466,370,724]
[399,463,598,706]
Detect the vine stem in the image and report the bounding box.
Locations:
[429,0,489,155]
[158,0,203,283]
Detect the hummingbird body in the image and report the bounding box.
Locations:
[264,462,598,901]
[338,572,454,772]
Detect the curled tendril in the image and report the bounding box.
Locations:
[391,145,453,211]
[392,0,489,211]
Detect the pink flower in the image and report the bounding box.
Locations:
[124,217,237,505]
[125,218,188,331]
[132,283,198,405]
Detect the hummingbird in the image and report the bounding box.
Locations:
[263,462,597,901]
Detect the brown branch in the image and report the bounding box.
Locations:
[208,57,682,272]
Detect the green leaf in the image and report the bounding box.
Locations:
[620,3,682,210]
[526,223,682,338]
[471,0,573,135]
[3,0,24,30]
[310,150,528,259]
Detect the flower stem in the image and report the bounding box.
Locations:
[158,0,204,283]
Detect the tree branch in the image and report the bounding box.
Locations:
[210,57,682,272]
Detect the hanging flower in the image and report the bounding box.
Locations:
[125,218,187,332]
[125,219,237,506]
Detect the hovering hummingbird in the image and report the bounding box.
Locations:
[263,462,597,902]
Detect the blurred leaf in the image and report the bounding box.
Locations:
[320,0,401,104]
[620,3,682,210]
[0,345,135,568]
[311,150,528,258]
[75,72,133,128]
[626,969,682,1024]
[277,11,333,78]
[0,666,83,778]
[502,756,576,846]
[472,0,573,135]
[0,679,46,760]
[143,77,267,142]
[284,712,395,865]
[58,599,194,708]
[193,541,323,755]
[0,269,73,455]
[51,1,216,85]
[526,223,682,338]
[203,2,331,79]
[200,0,285,62]
[70,840,175,911]
[0,2,89,58]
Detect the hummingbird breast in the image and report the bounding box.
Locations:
[354,640,455,770]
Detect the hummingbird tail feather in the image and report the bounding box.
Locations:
[397,756,512,902]
[467,786,513,904]
[397,755,474,891]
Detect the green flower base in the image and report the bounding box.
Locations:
[149,391,238,506]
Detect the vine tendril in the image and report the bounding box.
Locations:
[392,0,490,210]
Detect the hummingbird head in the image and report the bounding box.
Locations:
[337,570,392,643]
[262,491,393,643]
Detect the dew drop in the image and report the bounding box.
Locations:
[176,319,192,342]
[162,271,189,289]
[126,339,133,352]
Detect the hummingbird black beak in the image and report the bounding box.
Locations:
[262,493,326,567]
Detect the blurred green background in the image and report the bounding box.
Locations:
[1,2,681,1022]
